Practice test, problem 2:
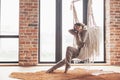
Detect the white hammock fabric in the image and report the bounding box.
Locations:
[77,27,100,61]
[72,0,100,62]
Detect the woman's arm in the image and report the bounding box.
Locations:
[69,29,77,35]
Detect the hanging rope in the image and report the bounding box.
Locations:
[87,0,97,27]
[71,0,80,23]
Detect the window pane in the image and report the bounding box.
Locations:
[0,38,18,62]
[40,0,56,62]
[92,0,104,61]
[0,0,19,35]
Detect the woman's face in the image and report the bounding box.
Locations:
[74,26,83,32]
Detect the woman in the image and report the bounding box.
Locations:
[46,23,87,73]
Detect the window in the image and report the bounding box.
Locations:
[40,0,62,63]
[91,0,104,62]
[39,0,105,63]
[40,0,56,62]
[0,0,19,62]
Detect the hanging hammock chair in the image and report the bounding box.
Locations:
[71,0,100,62]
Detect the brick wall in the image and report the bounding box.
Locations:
[109,0,120,65]
[19,0,39,66]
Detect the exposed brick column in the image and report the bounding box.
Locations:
[19,0,39,66]
[105,0,111,65]
[110,0,120,65]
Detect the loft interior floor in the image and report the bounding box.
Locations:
[0,65,120,80]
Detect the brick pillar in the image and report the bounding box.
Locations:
[105,0,111,65]
[110,0,120,65]
[19,0,39,66]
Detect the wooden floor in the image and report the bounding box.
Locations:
[0,65,120,80]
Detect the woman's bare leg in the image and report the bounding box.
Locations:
[46,59,65,73]
[46,46,79,73]
[64,46,79,73]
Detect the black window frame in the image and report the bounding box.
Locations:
[39,0,62,63]
[0,0,19,63]
[39,0,105,63]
